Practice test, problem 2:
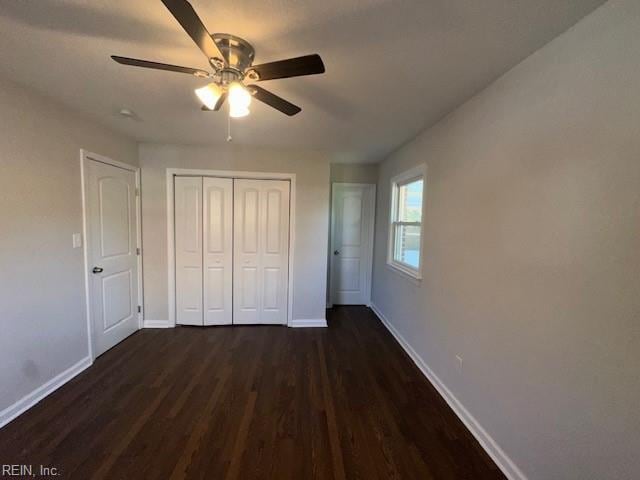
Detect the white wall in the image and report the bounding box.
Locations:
[371,1,640,479]
[138,144,330,323]
[0,76,138,418]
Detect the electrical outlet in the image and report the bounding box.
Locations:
[72,233,83,249]
[455,355,463,372]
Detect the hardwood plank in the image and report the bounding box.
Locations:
[316,336,347,480]
[225,391,258,480]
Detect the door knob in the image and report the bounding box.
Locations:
[92,267,104,274]
[334,250,340,255]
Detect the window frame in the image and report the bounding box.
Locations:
[387,164,426,280]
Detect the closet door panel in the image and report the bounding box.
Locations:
[234,182,261,323]
[203,177,233,325]
[233,179,290,325]
[175,176,203,325]
[260,182,290,324]
[240,267,258,309]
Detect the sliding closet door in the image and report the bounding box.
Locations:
[234,179,290,325]
[175,176,203,325]
[203,177,233,325]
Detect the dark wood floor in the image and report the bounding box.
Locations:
[0,306,504,479]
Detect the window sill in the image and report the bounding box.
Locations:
[386,262,422,285]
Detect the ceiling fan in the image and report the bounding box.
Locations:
[111,0,325,117]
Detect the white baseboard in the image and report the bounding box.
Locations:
[289,318,328,328]
[145,319,328,328]
[0,356,92,430]
[143,319,172,328]
[369,303,526,480]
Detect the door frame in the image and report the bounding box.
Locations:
[80,149,144,361]
[166,168,296,327]
[329,182,376,307]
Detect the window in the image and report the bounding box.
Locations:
[388,166,425,279]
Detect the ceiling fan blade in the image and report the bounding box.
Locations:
[249,54,324,82]
[160,0,223,61]
[111,55,209,77]
[201,93,227,111]
[250,85,301,116]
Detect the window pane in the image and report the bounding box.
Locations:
[398,179,423,222]
[394,224,421,269]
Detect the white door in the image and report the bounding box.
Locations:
[203,177,233,325]
[330,184,375,305]
[233,179,290,325]
[86,159,139,356]
[175,176,203,325]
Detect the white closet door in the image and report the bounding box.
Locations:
[234,179,290,325]
[203,177,233,325]
[175,176,203,325]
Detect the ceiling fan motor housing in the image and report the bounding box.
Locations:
[211,33,255,76]
[219,69,241,86]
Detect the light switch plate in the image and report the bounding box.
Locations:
[72,233,83,249]
[455,355,463,372]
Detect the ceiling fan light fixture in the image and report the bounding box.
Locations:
[228,82,252,118]
[228,82,251,106]
[195,82,223,110]
[229,105,250,118]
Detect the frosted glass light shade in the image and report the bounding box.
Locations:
[195,83,223,110]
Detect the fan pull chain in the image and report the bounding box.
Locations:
[226,106,232,142]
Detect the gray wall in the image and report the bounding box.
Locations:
[330,163,379,184]
[138,144,330,323]
[371,1,640,479]
[0,76,138,415]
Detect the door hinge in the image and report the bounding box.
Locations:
[135,187,140,197]
[137,305,142,313]
[136,247,141,255]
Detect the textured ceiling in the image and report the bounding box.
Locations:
[0,0,605,162]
